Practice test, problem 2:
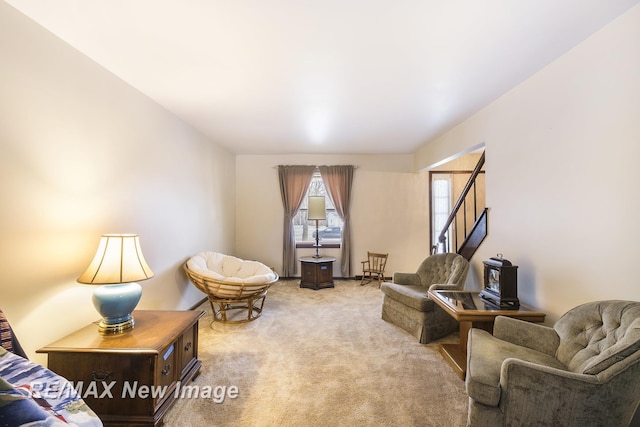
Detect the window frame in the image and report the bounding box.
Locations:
[430,172,453,252]
[294,171,342,249]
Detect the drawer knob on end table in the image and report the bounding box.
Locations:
[91,370,111,382]
[161,364,171,376]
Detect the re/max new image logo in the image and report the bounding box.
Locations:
[30,381,239,403]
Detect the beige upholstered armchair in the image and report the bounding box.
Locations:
[380,253,469,343]
[466,300,640,427]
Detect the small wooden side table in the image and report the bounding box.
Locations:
[299,256,335,290]
[428,290,545,380]
[37,310,204,426]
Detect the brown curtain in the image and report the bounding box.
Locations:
[318,165,354,277]
[278,165,316,277]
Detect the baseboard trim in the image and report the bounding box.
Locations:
[279,276,391,281]
[279,277,367,280]
[355,275,392,281]
[187,276,389,311]
[189,297,208,310]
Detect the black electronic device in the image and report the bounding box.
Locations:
[479,254,519,309]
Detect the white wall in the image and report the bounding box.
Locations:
[0,3,235,363]
[415,4,640,323]
[235,155,432,278]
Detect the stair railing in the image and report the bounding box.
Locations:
[433,151,486,258]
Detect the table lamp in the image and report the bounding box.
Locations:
[77,234,154,334]
[308,196,326,258]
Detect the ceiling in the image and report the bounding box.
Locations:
[6,1,639,155]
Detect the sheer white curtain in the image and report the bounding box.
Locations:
[432,174,452,253]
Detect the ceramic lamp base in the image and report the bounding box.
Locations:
[92,282,142,334]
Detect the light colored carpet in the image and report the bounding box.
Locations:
[163,279,468,427]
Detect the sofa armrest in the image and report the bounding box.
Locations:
[502,358,597,387]
[428,283,462,291]
[392,272,422,286]
[493,316,559,356]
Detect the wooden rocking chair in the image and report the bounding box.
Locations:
[360,252,388,286]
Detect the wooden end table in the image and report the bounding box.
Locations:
[37,310,204,426]
[428,290,545,380]
[299,256,335,290]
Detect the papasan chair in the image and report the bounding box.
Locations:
[184,252,278,324]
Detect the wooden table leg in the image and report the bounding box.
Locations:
[439,343,466,380]
[438,320,471,380]
[439,320,494,380]
[459,321,472,354]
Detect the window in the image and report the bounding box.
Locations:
[294,171,343,247]
[431,174,452,252]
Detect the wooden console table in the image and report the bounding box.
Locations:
[299,256,335,290]
[428,290,545,380]
[37,310,204,426]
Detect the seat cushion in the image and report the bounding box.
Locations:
[466,328,567,407]
[187,252,276,283]
[380,283,434,312]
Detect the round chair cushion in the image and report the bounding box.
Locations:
[186,252,277,284]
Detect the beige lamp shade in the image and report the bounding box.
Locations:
[77,234,154,284]
[307,196,327,220]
